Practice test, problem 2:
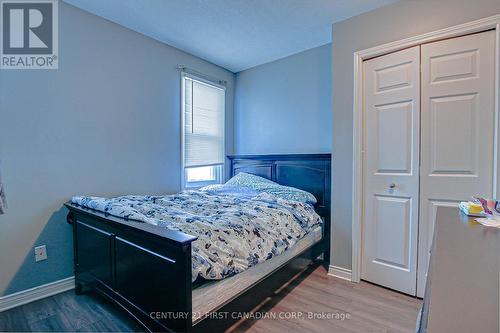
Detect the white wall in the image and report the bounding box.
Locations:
[0,2,235,295]
[235,44,331,154]
[331,0,500,270]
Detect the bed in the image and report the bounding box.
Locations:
[65,154,331,332]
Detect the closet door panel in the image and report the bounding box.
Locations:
[418,30,496,297]
[362,46,420,296]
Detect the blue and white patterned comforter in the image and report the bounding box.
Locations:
[71,188,322,282]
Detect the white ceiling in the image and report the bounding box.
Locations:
[64,0,398,72]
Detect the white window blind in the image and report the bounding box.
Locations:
[182,74,225,169]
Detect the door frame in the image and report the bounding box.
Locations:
[351,15,500,293]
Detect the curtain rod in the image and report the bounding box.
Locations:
[176,65,228,86]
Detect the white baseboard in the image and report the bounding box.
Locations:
[0,276,75,312]
[328,265,353,282]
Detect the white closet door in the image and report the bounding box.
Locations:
[362,46,420,295]
[418,30,496,297]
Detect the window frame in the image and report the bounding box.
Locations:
[180,71,226,189]
[183,164,224,189]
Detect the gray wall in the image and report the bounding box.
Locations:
[0,2,235,296]
[331,0,500,270]
[234,44,331,154]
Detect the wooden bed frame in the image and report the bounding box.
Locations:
[64,154,331,332]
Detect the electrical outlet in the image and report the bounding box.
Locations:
[34,245,47,262]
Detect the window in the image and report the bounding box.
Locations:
[181,73,225,188]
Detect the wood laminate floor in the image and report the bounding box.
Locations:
[0,264,421,333]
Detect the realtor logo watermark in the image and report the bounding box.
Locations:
[1,0,58,69]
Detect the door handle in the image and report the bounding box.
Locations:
[389,183,396,189]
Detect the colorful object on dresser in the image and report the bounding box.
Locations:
[469,197,500,228]
[458,200,485,217]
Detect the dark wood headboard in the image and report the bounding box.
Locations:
[227,154,331,260]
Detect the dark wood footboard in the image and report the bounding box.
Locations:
[65,203,198,332]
